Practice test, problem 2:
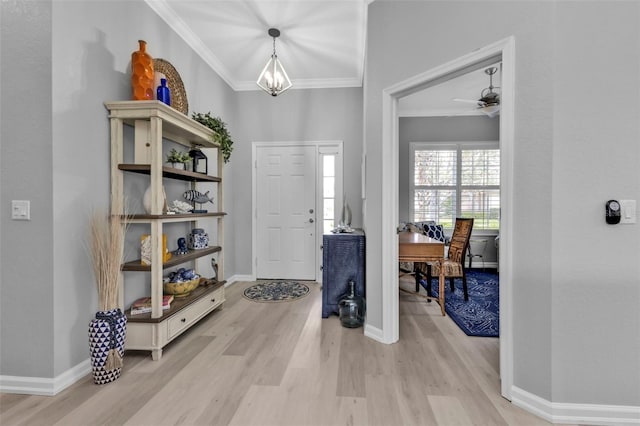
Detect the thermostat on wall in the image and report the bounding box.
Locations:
[605,200,621,224]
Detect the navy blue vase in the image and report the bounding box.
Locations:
[88,308,127,384]
[157,78,171,106]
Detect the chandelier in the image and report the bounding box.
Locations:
[256,28,292,96]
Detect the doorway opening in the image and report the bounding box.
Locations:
[377,37,515,399]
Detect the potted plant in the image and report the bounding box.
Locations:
[166,148,191,169]
[191,112,234,163]
[87,206,128,384]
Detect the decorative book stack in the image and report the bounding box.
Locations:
[130,295,174,315]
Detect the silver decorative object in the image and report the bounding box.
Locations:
[340,193,352,227]
[183,189,214,213]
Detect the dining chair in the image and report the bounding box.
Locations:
[417,217,474,301]
[467,238,488,270]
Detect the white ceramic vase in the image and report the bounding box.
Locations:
[143,185,167,214]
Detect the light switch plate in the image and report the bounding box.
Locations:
[620,199,636,224]
[11,200,30,220]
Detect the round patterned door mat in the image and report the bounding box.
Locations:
[243,281,310,302]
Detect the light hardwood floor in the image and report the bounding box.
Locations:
[1,277,551,426]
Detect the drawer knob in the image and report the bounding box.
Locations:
[180,318,186,323]
[211,298,216,303]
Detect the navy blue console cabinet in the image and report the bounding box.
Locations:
[321,230,365,318]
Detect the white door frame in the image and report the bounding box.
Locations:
[378,36,515,400]
[252,141,343,283]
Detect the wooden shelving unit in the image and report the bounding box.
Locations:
[105,100,226,360]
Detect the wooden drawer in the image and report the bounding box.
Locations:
[167,286,224,340]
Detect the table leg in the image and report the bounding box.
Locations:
[438,262,446,316]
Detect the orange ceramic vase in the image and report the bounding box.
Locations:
[131,40,154,100]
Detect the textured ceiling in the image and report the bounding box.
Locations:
[146,0,498,116]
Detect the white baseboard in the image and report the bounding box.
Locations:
[512,386,640,425]
[0,359,91,396]
[225,274,254,286]
[467,261,498,270]
[364,322,386,343]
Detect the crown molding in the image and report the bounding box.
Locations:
[145,0,239,90]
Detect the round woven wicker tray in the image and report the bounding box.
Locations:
[153,58,188,115]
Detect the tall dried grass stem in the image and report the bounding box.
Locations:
[89,210,126,311]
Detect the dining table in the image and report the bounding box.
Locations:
[398,230,446,316]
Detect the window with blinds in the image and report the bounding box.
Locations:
[410,142,500,230]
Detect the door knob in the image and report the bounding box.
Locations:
[309,218,314,223]
[309,209,314,214]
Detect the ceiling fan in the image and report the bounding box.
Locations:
[453,66,501,118]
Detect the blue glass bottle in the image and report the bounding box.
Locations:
[157,78,171,106]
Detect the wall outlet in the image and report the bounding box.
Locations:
[620,199,636,224]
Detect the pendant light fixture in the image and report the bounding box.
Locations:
[256,28,292,96]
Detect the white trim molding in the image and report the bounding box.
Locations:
[0,359,91,396]
[512,386,640,425]
[225,274,254,286]
[364,323,385,343]
[380,36,516,399]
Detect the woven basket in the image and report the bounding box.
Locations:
[153,58,188,115]
[163,277,200,298]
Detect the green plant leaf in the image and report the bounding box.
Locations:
[191,111,234,163]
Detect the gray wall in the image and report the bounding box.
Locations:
[365,0,639,405]
[399,115,500,264]
[1,1,55,378]
[1,0,237,378]
[231,88,363,276]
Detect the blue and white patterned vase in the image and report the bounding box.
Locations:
[187,228,209,250]
[88,308,127,385]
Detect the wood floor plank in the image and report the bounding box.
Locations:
[287,295,323,369]
[227,384,286,426]
[336,327,367,397]
[364,374,406,426]
[332,396,369,426]
[391,372,439,426]
[362,332,395,377]
[253,309,314,386]
[278,367,338,425]
[0,279,552,426]
[428,395,475,426]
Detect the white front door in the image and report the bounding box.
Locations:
[256,145,317,279]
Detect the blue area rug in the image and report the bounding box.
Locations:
[421,270,499,337]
